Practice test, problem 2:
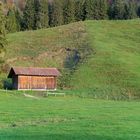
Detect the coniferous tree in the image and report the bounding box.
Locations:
[85,0,95,20]
[6,7,21,33]
[15,8,22,31]
[22,0,35,30]
[93,0,100,19]
[34,0,49,29]
[137,4,140,17]
[98,0,108,19]
[124,0,137,19]
[49,0,63,27]
[63,0,75,24]
[110,0,125,20]
[0,2,6,59]
[85,0,108,20]
[75,0,86,21]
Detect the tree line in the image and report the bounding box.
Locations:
[1,0,140,33]
[0,2,6,58]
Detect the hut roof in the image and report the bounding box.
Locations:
[8,67,60,78]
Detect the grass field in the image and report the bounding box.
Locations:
[0,20,140,99]
[0,92,139,140]
[70,20,140,98]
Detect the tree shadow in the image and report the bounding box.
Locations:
[0,133,126,140]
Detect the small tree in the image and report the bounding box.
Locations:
[110,0,125,20]
[98,0,108,19]
[6,7,20,33]
[34,0,49,29]
[0,2,6,65]
[49,0,63,27]
[137,4,140,17]
[15,8,22,31]
[124,0,137,19]
[0,2,6,52]
[85,0,95,20]
[22,0,35,30]
[63,0,75,24]
[75,0,86,21]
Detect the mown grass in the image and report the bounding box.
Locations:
[0,92,139,140]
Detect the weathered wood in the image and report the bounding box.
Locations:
[13,76,57,90]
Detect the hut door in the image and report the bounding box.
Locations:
[46,77,55,89]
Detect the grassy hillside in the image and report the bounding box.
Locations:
[70,20,140,99]
[1,20,140,99]
[5,22,87,68]
[1,21,89,88]
[0,93,139,140]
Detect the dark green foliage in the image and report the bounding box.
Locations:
[0,2,6,53]
[92,0,100,20]
[22,0,35,30]
[75,0,86,21]
[85,0,108,20]
[34,0,49,29]
[98,0,108,19]
[6,7,21,33]
[109,0,125,20]
[15,8,22,31]
[63,0,75,24]
[136,3,140,17]
[124,0,137,19]
[2,0,140,32]
[49,0,63,27]
[3,78,12,89]
[85,0,95,20]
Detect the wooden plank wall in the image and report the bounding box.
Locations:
[18,76,56,90]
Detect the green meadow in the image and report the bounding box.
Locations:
[0,20,140,139]
[0,92,139,140]
[70,20,140,98]
[1,20,139,99]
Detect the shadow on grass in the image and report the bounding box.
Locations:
[0,134,126,140]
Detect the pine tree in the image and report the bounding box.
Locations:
[124,0,137,19]
[93,0,100,20]
[6,7,20,33]
[75,0,86,21]
[85,0,107,20]
[63,0,75,24]
[128,0,137,19]
[85,0,95,20]
[34,0,49,29]
[137,4,140,17]
[49,0,63,27]
[0,2,6,59]
[110,0,125,20]
[22,0,35,30]
[15,8,22,31]
[98,0,108,19]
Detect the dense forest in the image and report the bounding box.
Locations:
[0,0,139,34]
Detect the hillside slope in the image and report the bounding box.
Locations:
[1,22,89,88]
[70,20,140,99]
[1,20,140,99]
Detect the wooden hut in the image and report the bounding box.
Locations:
[8,67,60,90]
